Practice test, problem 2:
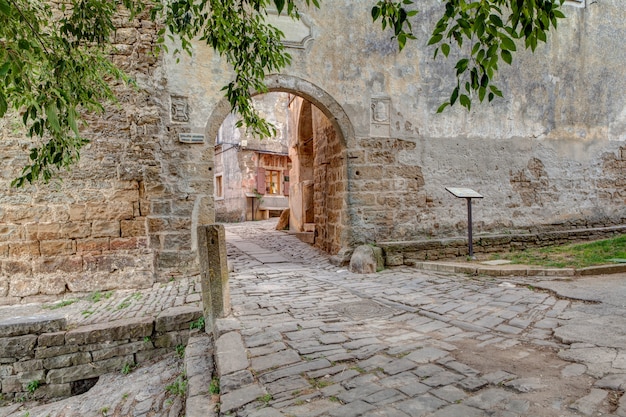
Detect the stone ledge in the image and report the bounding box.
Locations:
[379,225,626,267]
[0,305,203,401]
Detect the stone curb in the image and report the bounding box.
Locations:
[414,261,626,277]
[184,332,217,417]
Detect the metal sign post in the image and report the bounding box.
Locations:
[445,187,484,259]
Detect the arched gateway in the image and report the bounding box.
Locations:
[204,75,353,256]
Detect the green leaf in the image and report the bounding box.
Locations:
[500,35,517,51]
[490,85,503,98]
[501,49,512,65]
[0,0,9,16]
[371,6,381,21]
[442,43,450,57]
[478,86,486,102]
[0,62,10,77]
[451,86,459,106]
[0,91,7,117]
[437,102,450,113]
[46,103,61,133]
[428,34,443,45]
[460,94,471,110]
[489,14,503,27]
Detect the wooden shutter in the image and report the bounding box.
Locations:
[256,167,266,194]
[283,170,290,196]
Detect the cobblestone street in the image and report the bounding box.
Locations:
[5,219,626,416]
[216,220,626,417]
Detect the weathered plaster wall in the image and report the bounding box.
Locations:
[214,93,291,222]
[0,1,624,298]
[182,0,625,248]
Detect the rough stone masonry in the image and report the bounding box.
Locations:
[0,1,624,298]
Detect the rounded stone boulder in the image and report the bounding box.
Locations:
[349,244,384,274]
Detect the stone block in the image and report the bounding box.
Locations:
[121,219,146,237]
[8,275,40,297]
[40,239,75,256]
[91,341,148,361]
[46,355,134,384]
[162,233,192,251]
[43,352,92,369]
[68,205,86,222]
[110,237,139,250]
[38,332,66,347]
[156,306,203,332]
[216,332,248,376]
[12,359,43,372]
[3,260,32,275]
[83,254,137,273]
[8,241,40,257]
[0,316,66,338]
[108,189,140,202]
[0,335,37,358]
[61,222,91,239]
[154,330,190,348]
[147,217,168,233]
[65,270,153,292]
[1,376,22,393]
[24,223,57,240]
[33,256,83,274]
[35,345,79,359]
[150,200,172,216]
[37,383,72,399]
[92,220,120,238]
[76,238,110,253]
[65,317,153,345]
[349,244,384,274]
[86,202,133,221]
[0,225,22,242]
[136,348,170,363]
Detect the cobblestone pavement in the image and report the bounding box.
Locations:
[216,220,626,417]
[5,219,626,417]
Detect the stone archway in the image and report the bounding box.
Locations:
[204,75,353,255]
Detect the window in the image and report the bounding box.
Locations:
[265,170,280,195]
[215,175,223,198]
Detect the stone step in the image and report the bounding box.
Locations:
[296,232,315,244]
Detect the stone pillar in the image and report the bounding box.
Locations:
[197,225,231,336]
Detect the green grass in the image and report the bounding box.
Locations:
[496,234,626,268]
[42,299,78,310]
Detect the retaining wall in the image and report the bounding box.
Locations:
[0,306,202,401]
[380,225,626,266]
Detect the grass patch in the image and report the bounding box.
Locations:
[43,299,78,310]
[495,235,626,268]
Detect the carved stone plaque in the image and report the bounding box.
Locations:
[265,11,313,49]
[171,96,190,123]
[370,97,390,137]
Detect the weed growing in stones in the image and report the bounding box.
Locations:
[189,316,205,330]
[209,378,220,394]
[166,375,187,396]
[121,362,136,375]
[176,345,185,359]
[27,380,40,394]
[43,299,78,310]
[257,393,272,406]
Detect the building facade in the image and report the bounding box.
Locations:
[214,93,291,223]
[0,0,624,299]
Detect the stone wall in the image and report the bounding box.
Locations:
[380,225,626,266]
[0,306,202,401]
[0,7,214,301]
[1,1,625,298]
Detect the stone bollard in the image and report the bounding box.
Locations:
[197,225,231,338]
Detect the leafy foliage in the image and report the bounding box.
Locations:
[0,0,566,186]
[0,0,135,187]
[428,0,566,112]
